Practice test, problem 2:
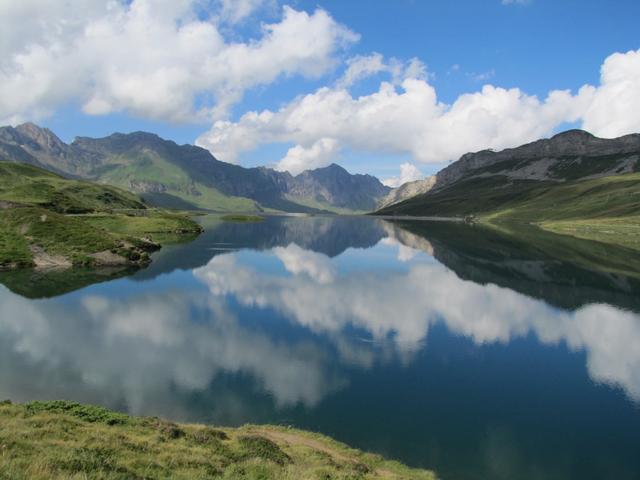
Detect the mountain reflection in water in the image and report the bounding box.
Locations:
[1,215,639,480]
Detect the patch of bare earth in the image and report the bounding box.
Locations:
[29,245,72,269]
[90,250,128,266]
[0,201,21,210]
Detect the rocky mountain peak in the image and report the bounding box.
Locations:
[1,122,391,213]
[377,176,437,210]
[14,122,67,151]
[113,131,162,143]
[15,121,48,136]
[549,129,596,142]
[434,129,640,190]
[323,163,346,171]
[298,163,348,177]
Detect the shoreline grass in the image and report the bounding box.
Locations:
[0,400,435,480]
[539,216,640,251]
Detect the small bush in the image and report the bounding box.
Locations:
[353,462,371,474]
[25,400,130,425]
[238,435,291,465]
[156,421,185,439]
[190,427,229,445]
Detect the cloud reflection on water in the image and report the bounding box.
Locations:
[0,231,639,423]
[194,242,640,402]
[0,288,345,415]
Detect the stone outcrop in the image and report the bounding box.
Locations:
[378,177,436,209]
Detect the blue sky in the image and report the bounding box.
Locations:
[3,0,640,184]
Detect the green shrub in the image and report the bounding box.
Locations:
[25,400,130,425]
[238,435,291,465]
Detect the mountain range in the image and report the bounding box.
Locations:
[376,129,640,225]
[0,123,390,213]
[3,122,639,226]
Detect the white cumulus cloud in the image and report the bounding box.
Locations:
[337,53,427,88]
[382,162,424,188]
[0,0,357,124]
[338,53,387,87]
[217,0,273,24]
[197,48,640,171]
[197,77,584,167]
[580,49,640,138]
[275,137,340,175]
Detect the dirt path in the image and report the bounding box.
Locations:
[249,427,403,479]
[253,428,352,463]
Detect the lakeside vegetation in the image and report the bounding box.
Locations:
[377,172,640,251]
[539,216,640,252]
[0,162,202,270]
[0,400,435,480]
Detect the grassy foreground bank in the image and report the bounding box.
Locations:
[0,400,435,480]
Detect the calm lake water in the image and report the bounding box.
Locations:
[1,215,640,479]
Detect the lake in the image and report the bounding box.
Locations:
[1,215,639,480]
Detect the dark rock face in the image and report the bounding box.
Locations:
[288,164,391,211]
[0,123,390,212]
[434,129,640,190]
[0,123,79,174]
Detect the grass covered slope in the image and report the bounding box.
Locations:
[94,151,260,212]
[0,162,146,213]
[0,400,435,480]
[0,162,202,270]
[376,173,640,221]
[540,216,640,251]
[375,130,640,249]
[376,173,640,250]
[0,207,137,268]
[482,173,640,223]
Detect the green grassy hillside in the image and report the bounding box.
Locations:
[0,162,146,213]
[1,125,392,213]
[377,173,640,220]
[540,216,640,251]
[377,173,640,250]
[0,163,202,270]
[95,152,260,212]
[0,400,435,480]
[284,195,366,214]
[483,173,640,222]
[0,207,131,268]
